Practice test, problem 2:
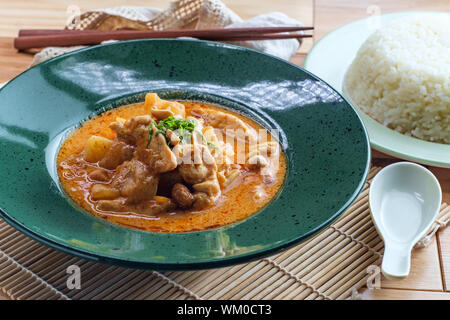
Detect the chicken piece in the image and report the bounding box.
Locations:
[202,126,220,154]
[193,192,215,210]
[193,107,257,143]
[202,126,243,188]
[191,174,221,209]
[247,141,281,185]
[98,140,134,170]
[141,123,177,173]
[113,116,177,173]
[173,143,217,184]
[193,177,220,196]
[172,142,220,209]
[109,115,152,145]
[145,93,185,120]
[171,183,194,209]
[101,116,152,169]
[179,163,211,185]
[194,108,255,167]
[202,126,236,167]
[202,126,217,140]
[111,159,158,204]
[247,154,268,169]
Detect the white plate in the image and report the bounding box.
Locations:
[304,11,450,168]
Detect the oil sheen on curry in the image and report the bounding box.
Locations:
[57,93,286,233]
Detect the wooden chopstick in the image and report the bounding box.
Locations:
[18,26,313,37]
[14,26,313,50]
[212,34,313,41]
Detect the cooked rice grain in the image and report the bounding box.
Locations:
[345,15,450,144]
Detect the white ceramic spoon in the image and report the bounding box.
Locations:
[369,162,441,279]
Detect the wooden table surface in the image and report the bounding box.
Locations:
[0,0,449,300]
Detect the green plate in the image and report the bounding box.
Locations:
[0,39,370,269]
[304,11,450,168]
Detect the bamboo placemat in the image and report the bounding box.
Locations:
[1,167,449,300]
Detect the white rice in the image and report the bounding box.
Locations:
[345,15,450,144]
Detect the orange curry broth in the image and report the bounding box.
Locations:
[57,101,286,233]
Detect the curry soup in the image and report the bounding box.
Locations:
[57,93,286,233]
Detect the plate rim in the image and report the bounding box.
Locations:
[304,10,450,168]
[0,38,371,269]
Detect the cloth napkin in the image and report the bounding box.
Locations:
[32,0,303,65]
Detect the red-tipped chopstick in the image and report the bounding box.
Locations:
[14,26,313,50]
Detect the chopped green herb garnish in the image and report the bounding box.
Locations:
[197,130,218,149]
[159,116,196,132]
[207,141,218,149]
[146,120,157,148]
[146,116,196,146]
[146,116,218,149]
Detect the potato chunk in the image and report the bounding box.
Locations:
[91,184,120,200]
[84,136,113,163]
